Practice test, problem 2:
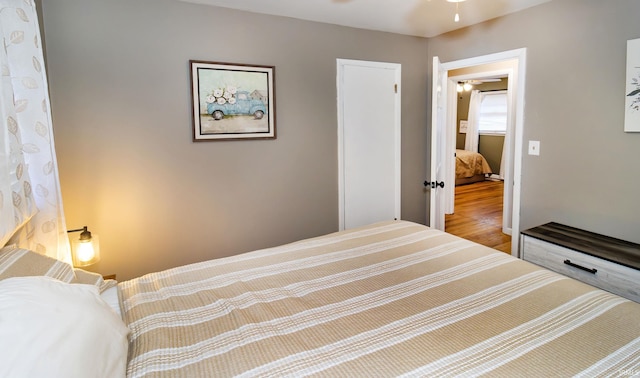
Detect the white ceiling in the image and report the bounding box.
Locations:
[178,0,552,38]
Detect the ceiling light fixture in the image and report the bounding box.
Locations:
[457,81,474,92]
[446,0,466,23]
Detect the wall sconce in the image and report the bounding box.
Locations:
[67,226,100,267]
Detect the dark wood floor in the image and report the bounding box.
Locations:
[445,180,512,254]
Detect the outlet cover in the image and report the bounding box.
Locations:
[528,140,540,156]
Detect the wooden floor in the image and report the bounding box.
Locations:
[445,180,512,254]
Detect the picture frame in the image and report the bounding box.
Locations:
[625,38,640,132]
[459,120,468,134]
[190,60,276,141]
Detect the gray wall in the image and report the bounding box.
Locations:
[478,135,504,174]
[40,0,429,280]
[429,0,640,242]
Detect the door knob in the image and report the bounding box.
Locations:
[424,181,445,189]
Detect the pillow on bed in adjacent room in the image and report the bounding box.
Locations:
[0,276,129,378]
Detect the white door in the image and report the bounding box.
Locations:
[337,59,401,230]
[428,56,447,230]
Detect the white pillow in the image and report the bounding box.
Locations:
[0,276,130,378]
[101,285,123,318]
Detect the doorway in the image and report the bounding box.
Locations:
[446,74,511,253]
[337,59,401,230]
[430,49,526,257]
[447,67,513,236]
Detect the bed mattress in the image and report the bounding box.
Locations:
[118,221,640,377]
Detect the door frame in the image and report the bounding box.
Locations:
[337,58,402,231]
[429,57,447,231]
[431,48,526,257]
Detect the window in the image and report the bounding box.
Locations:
[478,91,508,135]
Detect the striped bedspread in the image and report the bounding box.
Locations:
[118,221,640,377]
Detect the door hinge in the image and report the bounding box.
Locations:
[394,84,398,93]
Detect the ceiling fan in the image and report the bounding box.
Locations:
[464,78,503,85]
[457,78,503,92]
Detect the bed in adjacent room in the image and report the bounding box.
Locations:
[456,149,493,185]
[2,221,640,377]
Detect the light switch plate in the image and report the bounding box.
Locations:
[528,140,540,156]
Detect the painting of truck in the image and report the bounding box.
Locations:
[207,91,267,121]
[191,60,276,141]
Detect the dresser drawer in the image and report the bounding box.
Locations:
[522,235,640,302]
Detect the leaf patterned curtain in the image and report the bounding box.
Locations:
[0,0,71,263]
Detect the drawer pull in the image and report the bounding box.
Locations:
[564,259,597,274]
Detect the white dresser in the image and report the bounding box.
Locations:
[521,222,640,303]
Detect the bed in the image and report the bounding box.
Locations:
[2,221,640,377]
[456,149,493,185]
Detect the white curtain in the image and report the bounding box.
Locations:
[0,0,70,263]
[464,90,481,152]
[477,91,509,179]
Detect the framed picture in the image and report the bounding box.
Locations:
[625,38,640,132]
[459,120,468,134]
[190,60,276,141]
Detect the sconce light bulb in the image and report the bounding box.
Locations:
[454,12,460,22]
[76,241,96,263]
